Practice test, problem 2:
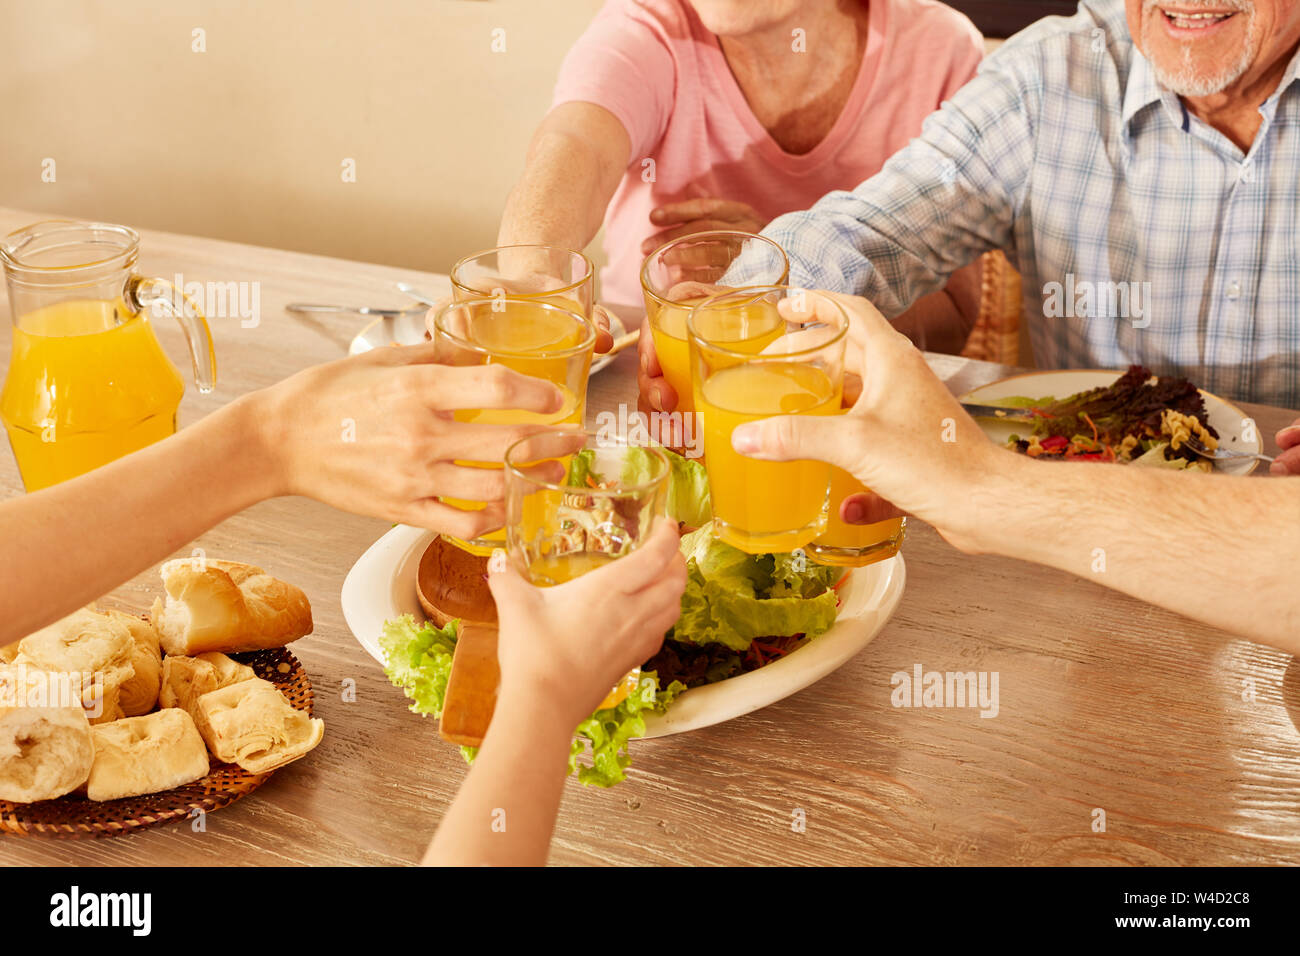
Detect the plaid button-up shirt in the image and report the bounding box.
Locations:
[759,0,1300,407]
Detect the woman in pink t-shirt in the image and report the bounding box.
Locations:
[497,0,985,411]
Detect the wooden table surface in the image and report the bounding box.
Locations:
[1,207,1297,867]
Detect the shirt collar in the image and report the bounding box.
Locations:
[1269,42,1300,103]
[1123,49,1186,133]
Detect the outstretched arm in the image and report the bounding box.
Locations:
[0,344,566,646]
[497,102,630,254]
[424,523,686,866]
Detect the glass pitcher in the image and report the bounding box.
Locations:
[0,220,216,491]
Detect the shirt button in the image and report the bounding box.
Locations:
[1226,281,1241,300]
[1239,161,1253,183]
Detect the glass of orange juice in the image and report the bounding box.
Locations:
[640,231,788,414]
[689,287,848,554]
[504,431,670,710]
[807,409,907,568]
[0,220,216,491]
[431,297,596,555]
[451,245,594,321]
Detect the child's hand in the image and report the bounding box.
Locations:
[487,521,687,728]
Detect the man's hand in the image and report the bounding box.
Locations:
[641,198,768,255]
[1271,419,1300,476]
[730,291,1001,549]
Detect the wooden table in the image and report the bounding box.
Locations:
[1,207,1297,867]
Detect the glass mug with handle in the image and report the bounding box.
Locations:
[640,230,788,415]
[431,297,596,555]
[0,220,216,491]
[688,286,848,555]
[504,430,670,711]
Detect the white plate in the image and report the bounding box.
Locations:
[348,309,628,377]
[341,525,905,738]
[961,369,1262,476]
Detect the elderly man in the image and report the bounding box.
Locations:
[642,0,1300,423]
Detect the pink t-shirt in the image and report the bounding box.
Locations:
[552,0,984,307]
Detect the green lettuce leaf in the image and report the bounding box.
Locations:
[672,523,842,651]
[657,448,711,528]
[569,671,686,788]
[381,612,685,788]
[566,449,599,487]
[678,525,766,595]
[767,550,843,599]
[674,570,839,651]
[379,615,459,717]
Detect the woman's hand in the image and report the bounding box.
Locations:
[249,342,566,537]
[640,198,768,255]
[486,520,687,729]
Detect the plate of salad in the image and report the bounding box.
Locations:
[340,449,906,787]
[961,366,1262,476]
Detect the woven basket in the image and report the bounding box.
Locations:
[962,250,1023,365]
[0,647,313,838]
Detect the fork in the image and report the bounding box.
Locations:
[1183,438,1275,464]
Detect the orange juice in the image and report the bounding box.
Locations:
[0,299,184,490]
[443,385,582,552]
[649,296,782,413]
[528,551,640,709]
[454,300,589,383]
[809,464,907,567]
[435,299,593,554]
[699,362,840,553]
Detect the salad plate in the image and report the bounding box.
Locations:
[961,369,1261,476]
[341,524,905,739]
[349,309,628,377]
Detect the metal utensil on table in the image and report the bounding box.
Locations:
[285,302,427,318]
[1182,438,1275,464]
[394,282,442,308]
[960,402,1040,424]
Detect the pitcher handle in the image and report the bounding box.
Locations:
[124,274,217,394]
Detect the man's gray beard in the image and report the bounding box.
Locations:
[1150,36,1256,96]
[1141,2,1259,97]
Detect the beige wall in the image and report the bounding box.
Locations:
[0,0,604,273]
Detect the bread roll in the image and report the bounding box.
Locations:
[195,652,257,688]
[194,678,323,773]
[151,560,312,655]
[0,642,18,664]
[159,652,255,721]
[158,656,219,719]
[106,611,162,718]
[85,709,210,802]
[16,609,135,724]
[0,705,94,803]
